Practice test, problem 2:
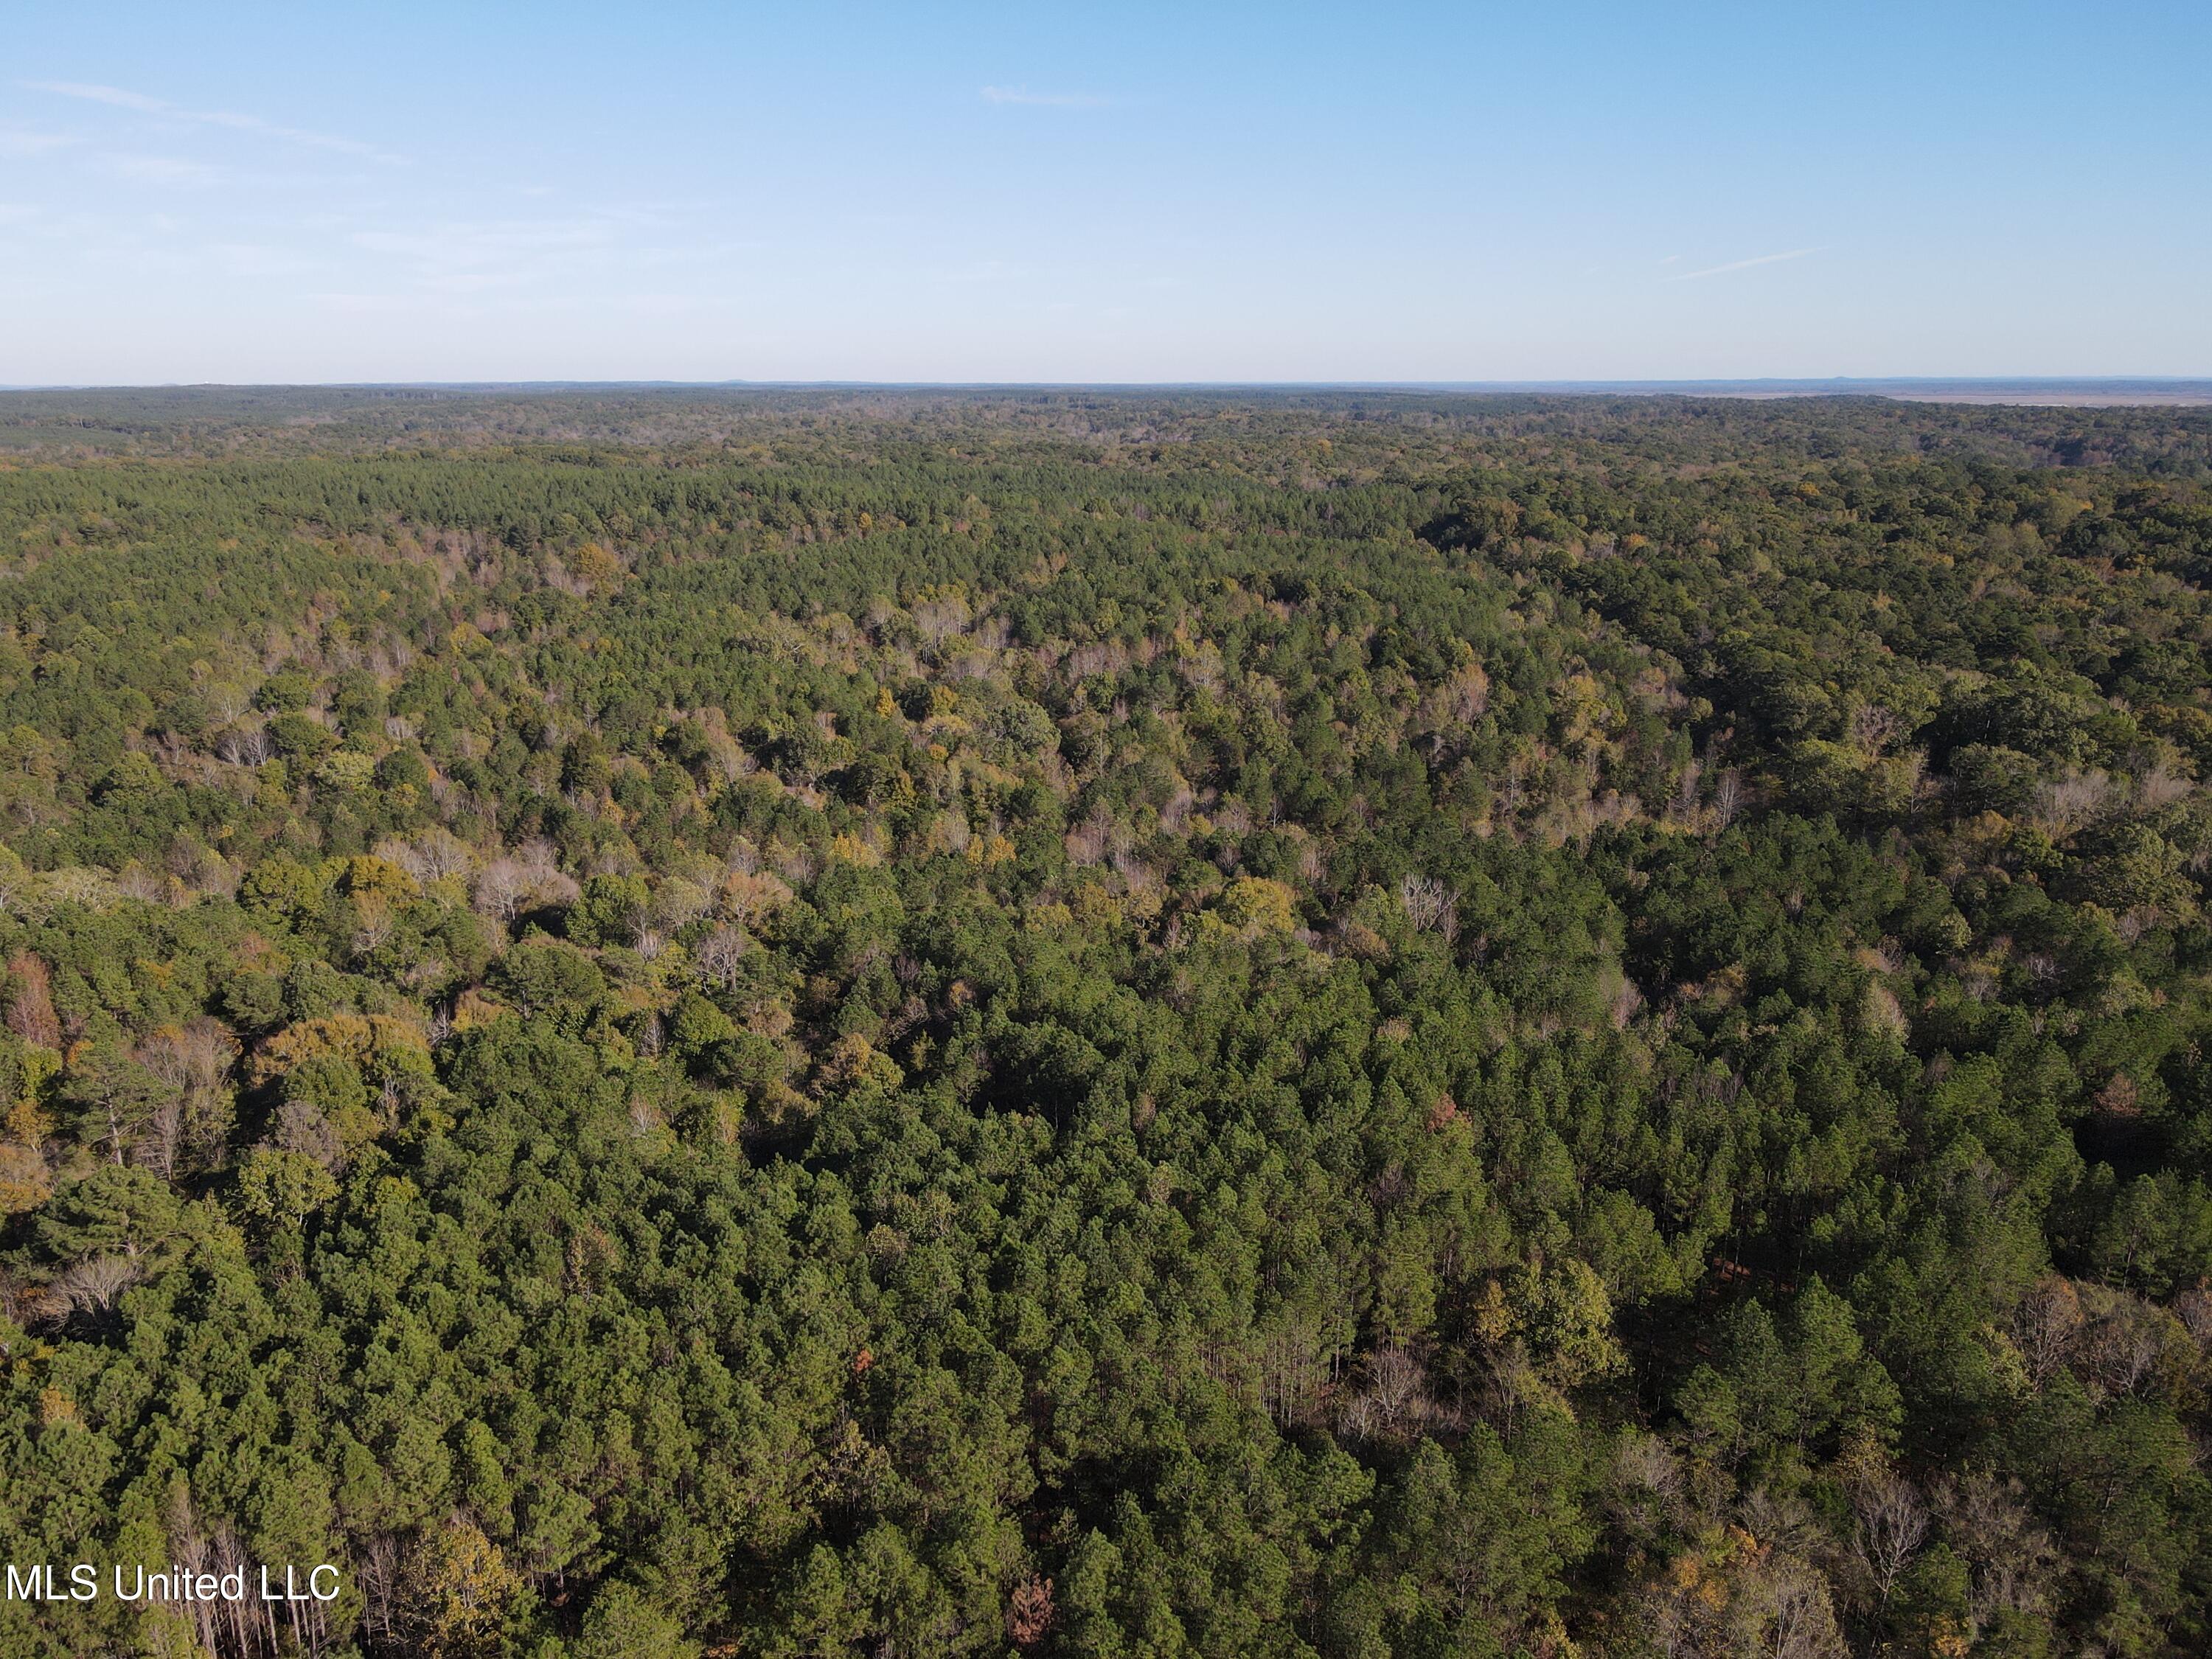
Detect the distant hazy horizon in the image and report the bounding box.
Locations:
[5,378,2211,408]
[6,1,2209,384]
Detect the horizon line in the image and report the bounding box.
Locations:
[4,375,2211,394]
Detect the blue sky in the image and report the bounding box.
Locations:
[4,1,2207,383]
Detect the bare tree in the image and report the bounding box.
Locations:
[136,1090,187,1183]
[472,858,532,925]
[2136,764,2191,814]
[651,876,714,933]
[380,825,476,884]
[349,890,397,960]
[42,1256,141,1328]
[2031,768,2113,838]
[135,1020,237,1179]
[2077,1287,2171,1399]
[215,723,272,767]
[357,1534,403,1652]
[1065,806,1116,867]
[1933,1470,2057,1627]
[1337,1346,1436,1443]
[1848,701,1904,755]
[1399,874,1459,941]
[2177,1286,2212,1346]
[695,923,750,990]
[914,594,973,641]
[1670,758,1703,824]
[720,868,793,928]
[2011,1276,2084,1388]
[1756,1557,1849,1659]
[1851,1467,1929,1608]
[1711,768,1744,831]
[472,844,577,928]
[276,1101,345,1173]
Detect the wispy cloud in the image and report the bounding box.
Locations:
[981,86,1109,108]
[352,218,624,267]
[23,80,403,163]
[103,153,226,188]
[212,243,323,278]
[341,212,704,299]
[931,257,1025,285]
[0,125,74,157]
[1666,247,1819,282]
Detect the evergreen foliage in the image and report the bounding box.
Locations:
[0,389,2209,1656]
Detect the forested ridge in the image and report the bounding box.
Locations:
[1,389,2210,1658]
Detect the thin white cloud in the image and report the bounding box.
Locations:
[23,80,403,163]
[341,214,686,299]
[1666,248,1819,282]
[0,125,74,156]
[931,257,1024,285]
[981,86,1108,108]
[103,153,226,188]
[212,243,322,277]
[30,82,168,114]
[352,218,623,267]
[313,291,428,316]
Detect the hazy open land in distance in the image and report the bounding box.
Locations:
[0,386,2208,1657]
[1460,380,2212,406]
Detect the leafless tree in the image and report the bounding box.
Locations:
[1399,874,1459,941]
[1607,1432,1683,1544]
[1669,758,1703,824]
[1848,701,1905,755]
[2177,1286,2212,1346]
[471,844,577,926]
[2077,1288,2170,1399]
[1712,768,1744,830]
[1933,1470,2057,1626]
[1065,806,1116,867]
[2136,764,2191,814]
[695,924,750,990]
[355,1534,402,1651]
[215,723,272,767]
[1851,1467,1929,1608]
[2011,1275,2084,1388]
[2031,768,2113,838]
[381,825,475,884]
[652,876,714,933]
[136,1091,188,1183]
[1755,1557,1849,1659]
[1338,1346,1435,1442]
[349,891,397,960]
[276,1101,344,1172]
[914,594,973,641]
[472,858,533,925]
[45,1253,142,1322]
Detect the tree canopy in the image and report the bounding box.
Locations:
[1,387,2211,1657]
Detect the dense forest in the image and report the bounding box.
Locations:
[1,387,2210,1658]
